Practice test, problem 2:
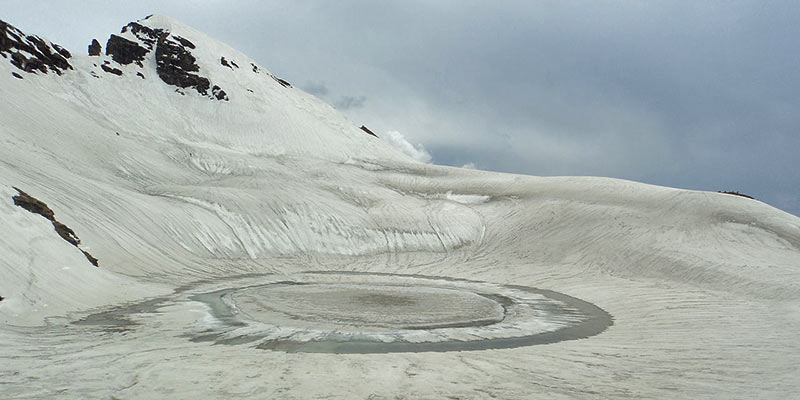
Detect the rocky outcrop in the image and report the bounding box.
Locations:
[121,21,163,50]
[101,63,123,76]
[155,33,211,96]
[3,16,230,101]
[172,35,195,49]
[105,34,148,66]
[273,76,292,88]
[0,19,72,75]
[718,191,755,200]
[88,39,101,56]
[52,44,71,59]
[212,85,228,101]
[12,188,99,267]
[221,56,240,70]
[105,20,229,100]
[360,125,379,138]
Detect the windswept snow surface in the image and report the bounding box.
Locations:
[1,15,800,399]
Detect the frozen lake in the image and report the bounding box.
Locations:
[74,272,612,354]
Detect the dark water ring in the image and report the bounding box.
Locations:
[189,272,613,353]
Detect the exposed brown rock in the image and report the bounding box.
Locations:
[12,188,55,220]
[82,250,99,267]
[12,187,99,267]
[360,125,379,138]
[53,220,80,246]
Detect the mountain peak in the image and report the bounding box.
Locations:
[1,15,407,163]
[131,14,187,32]
[94,15,229,100]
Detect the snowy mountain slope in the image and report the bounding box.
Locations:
[4,15,410,162]
[1,16,799,399]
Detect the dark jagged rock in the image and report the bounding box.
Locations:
[221,56,233,69]
[1,19,72,75]
[718,191,756,200]
[121,22,163,50]
[88,39,101,56]
[212,85,229,101]
[13,188,55,220]
[12,187,99,267]
[274,76,292,88]
[53,220,80,246]
[11,72,22,79]
[0,295,4,301]
[359,125,379,138]
[155,32,211,96]
[10,51,45,73]
[101,63,123,76]
[52,44,71,59]
[13,189,80,245]
[220,57,239,70]
[136,71,145,79]
[251,62,260,73]
[82,250,99,267]
[106,34,148,66]
[173,35,195,49]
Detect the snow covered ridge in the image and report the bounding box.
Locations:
[1,15,412,163]
[0,19,72,77]
[2,15,300,102]
[103,16,230,100]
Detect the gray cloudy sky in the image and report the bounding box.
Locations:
[3,1,799,216]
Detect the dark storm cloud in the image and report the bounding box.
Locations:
[1,1,798,215]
